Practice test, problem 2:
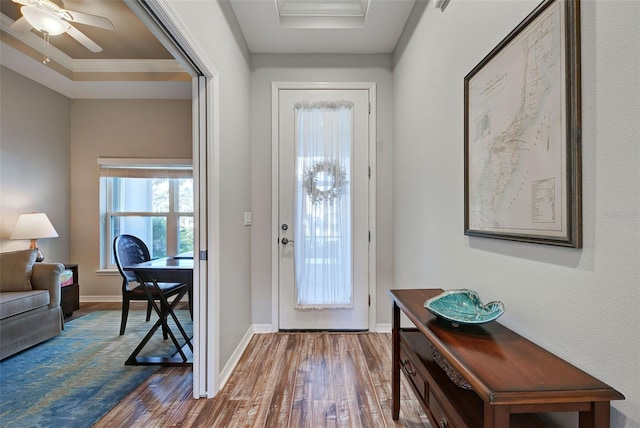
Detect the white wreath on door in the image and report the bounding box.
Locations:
[302,160,348,205]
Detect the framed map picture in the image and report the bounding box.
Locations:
[464,0,582,248]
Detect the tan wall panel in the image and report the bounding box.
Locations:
[69,99,191,298]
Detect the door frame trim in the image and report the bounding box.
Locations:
[270,82,377,332]
[131,0,220,398]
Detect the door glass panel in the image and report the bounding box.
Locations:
[293,101,353,308]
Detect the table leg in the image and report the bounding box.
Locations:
[165,292,193,352]
[151,282,193,351]
[125,279,192,366]
[392,301,401,420]
[484,403,510,428]
[579,401,610,428]
[153,287,189,361]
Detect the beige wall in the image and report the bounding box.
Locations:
[69,99,192,298]
[393,1,639,426]
[0,66,70,262]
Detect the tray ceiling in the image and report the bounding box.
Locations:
[1,0,421,98]
[231,0,417,54]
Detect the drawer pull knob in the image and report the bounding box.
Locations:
[439,417,448,428]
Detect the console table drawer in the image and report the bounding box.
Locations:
[429,391,452,428]
[399,341,427,401]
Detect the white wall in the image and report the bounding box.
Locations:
[69,99,192,297]
[0,66,70,262]
[393,1,639,427]
[167,0,253,368]
[249,54,394,327]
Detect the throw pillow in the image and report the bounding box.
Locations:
[0,248,38,292]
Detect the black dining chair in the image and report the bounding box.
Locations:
[113,234,187,336]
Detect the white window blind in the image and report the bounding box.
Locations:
[97,158,193,178]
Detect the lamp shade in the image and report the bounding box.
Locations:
[10,213,59,240]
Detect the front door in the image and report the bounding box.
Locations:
[277,88,370,330]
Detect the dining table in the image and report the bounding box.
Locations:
[123,255,194,366]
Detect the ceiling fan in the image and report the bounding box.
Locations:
[9,0,114,62]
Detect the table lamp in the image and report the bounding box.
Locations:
[10,213,59,262]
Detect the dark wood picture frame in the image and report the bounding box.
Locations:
[464,0,582,248]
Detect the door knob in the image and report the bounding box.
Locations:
[281,237,294,245]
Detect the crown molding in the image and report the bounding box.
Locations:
[1,13,187,75]
[73,58,185,73]
[1,41,191,99]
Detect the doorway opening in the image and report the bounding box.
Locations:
[130,0,219,398]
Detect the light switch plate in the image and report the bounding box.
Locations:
[244,212,252,226]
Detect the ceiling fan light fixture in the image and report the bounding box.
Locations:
[21,5,70,35]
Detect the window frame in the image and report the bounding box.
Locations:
[98,158,193,270]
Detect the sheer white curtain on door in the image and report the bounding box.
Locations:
[293,101,354,308]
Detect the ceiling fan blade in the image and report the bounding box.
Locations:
[65,10,114,31]
[8,16,33,34]
[66,25,102,53]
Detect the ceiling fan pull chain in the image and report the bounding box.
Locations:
[42,31,51,65]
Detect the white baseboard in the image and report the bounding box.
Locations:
[252,324,273,334]
[216,323,275,390]
[217,325,254,390]
[80,295,122,303]
[375,323,391,333]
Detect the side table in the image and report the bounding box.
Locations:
[389,289,625,427]
[61,264,80,317]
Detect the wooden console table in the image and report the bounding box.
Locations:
[389,289,624,428]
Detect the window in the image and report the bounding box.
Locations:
[99,158,193,269]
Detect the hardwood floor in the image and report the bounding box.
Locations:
[81,304,429,427]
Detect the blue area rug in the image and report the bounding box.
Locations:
[0,310,192,428]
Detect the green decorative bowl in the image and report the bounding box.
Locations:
[424,289,504,326]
